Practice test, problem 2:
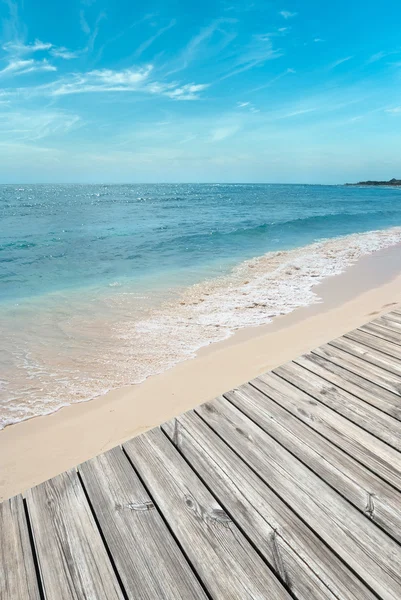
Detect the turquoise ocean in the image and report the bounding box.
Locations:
[2,183,401,428]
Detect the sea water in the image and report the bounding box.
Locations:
[1,183,401,428]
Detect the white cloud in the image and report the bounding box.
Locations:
[282,108,316,118]
[237,101,250,107]
[279,11,297,19]
[50,66,152,95]
[38,66,209,101]
[314,38,324,43]
[50,47,81,60]
[164,83,209,100]
[329,56,353,69]
[386,106,401,113]
[134,19,176,57]
[210,124,240,141]
[3,39,53,54]
[221,34,283,79]
[0,109,81,140]
[0,58,56,77]
[79,10,91,35]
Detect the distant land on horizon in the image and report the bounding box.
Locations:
[345,178,401,187]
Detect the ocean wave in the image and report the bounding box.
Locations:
[1,226,401,430]
[149,209,401,251]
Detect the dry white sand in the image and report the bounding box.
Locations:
[1,242,400,501]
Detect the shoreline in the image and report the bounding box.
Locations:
[1,241,401,500]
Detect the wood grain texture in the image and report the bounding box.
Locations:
[26,469,124,600]
[345,328,401,361]
[228,381,401,542]
[79,446,207,600]
[381,311,401,326]
[196,397,401,600]
[163,411,376,600]
[360,321,401,346]
[124,427,291,600]
[275,360,401,450]
[375,315,401,332]
[0,494,41,600]
[330,334,401,377]
[254,370,401,491]
[295,350,401,420]
[313,342,401,401]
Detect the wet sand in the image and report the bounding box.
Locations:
[1,242,401,501]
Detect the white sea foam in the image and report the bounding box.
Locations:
[1,226,401,429]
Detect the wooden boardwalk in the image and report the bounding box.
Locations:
[2,309,401,599]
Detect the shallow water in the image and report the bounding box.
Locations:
[2,183,401,428]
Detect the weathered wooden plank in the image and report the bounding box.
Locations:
[382,311,401,326]
[227,381,401,542]
[375,315,401,332]
[344,328,401,363]
[26,469,124,600]
[296,349,401,419]
[327,332,401,377]
[0,495,41,600]
[162,411,377,600]
[196,397,401,600]
[360,321,401,346]
[254,370,401,491]
[275,360,401,450]
[124,427,291,600]
[312,342,401,400]
[79,446,207,600]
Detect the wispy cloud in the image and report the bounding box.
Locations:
[1,0,22,42]
[385,106,401,113]
[249,67,294,92]
[221,33,283,80]
[50,47,81,60]
[0,109,81,141]
[329,56,353,69]
[314,38,324,43]
[26,65,210,100]
[134,19,176,57]
[79,10,91,35]
[367,50,400,64]
[236,101,259,113]
[79,10,106,53]
[0,58,56,77]
[279,10,297,19]
[3,39,53,54]
[167,18,237,74]
[280,107,316,118]
[210,124,240,141]
[3,37,80,62]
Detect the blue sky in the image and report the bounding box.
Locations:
[1,0,401,183]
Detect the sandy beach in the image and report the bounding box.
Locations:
[1,242,401,502]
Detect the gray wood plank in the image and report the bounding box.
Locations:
[314,342,401,396]
[0,494,41,600]
[275,360,401,451]
[228,381,401,543]
[375,315,401,332]
[254,370,401,491]
[344,328,401,362]
[26,469,124,600]
[196,397,401,600]
[162,411,377,600]
[360,321,401,346]
[296,349,401,419]
[329,335,401,379]
[124,427,291,600]
[79,446,207,600]
[382,311,401,326]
